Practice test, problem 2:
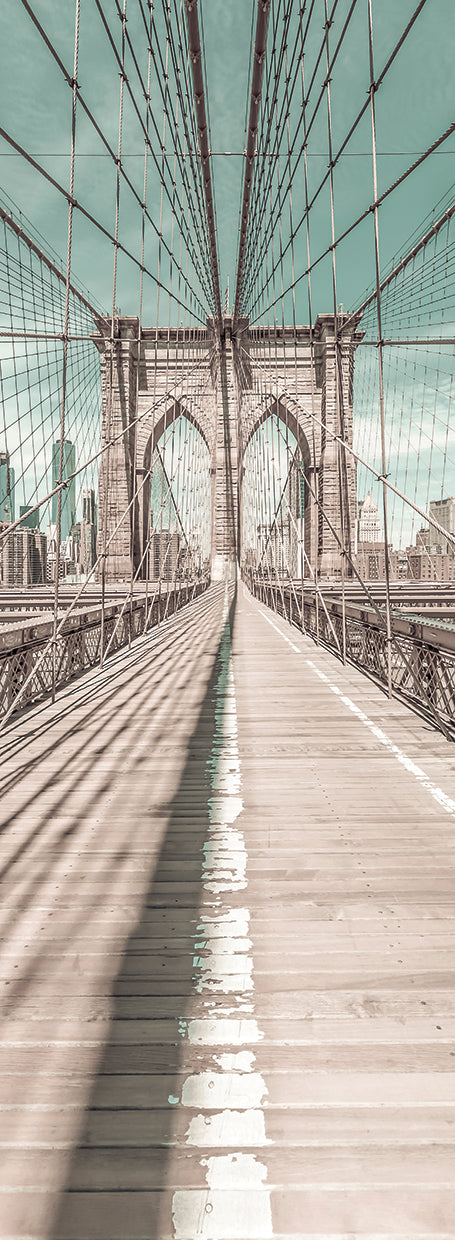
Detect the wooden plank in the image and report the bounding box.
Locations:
[0,584,455,1238]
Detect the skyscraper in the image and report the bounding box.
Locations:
[357,493,382,544]
[80,487,97,573]
[0,450,15,522]
[288,458,305,520]
[285,458,305,577]
[19,504,39,529]
[429,497,455,555]
[82,488,96,527]
[150,454,172,529]
[51,440,76,541]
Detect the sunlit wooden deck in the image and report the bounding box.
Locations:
[0,582,455,1239]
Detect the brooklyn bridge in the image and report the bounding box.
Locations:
[0,0,455,1236]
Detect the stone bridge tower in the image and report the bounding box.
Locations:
[233,313,363,580]
[93,313,361,583]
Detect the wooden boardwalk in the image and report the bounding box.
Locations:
[0,582,455,1239]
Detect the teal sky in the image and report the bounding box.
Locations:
[204,0,455,319]
[0,0,454,551]
[0,0,453,321]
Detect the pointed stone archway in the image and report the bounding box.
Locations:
[93,313,362,583]
[234,313,363,578]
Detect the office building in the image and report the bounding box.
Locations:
[0,451,15,523]
[80,488,97,574]
[1,525,46,585]
[82,487,97,527]
[357,493,382,545]
[287,458,305,521]
[256,521,299,577]
[406,549,455,582]
[151,529,180,581]
[51,440,76,541]
[19,504,39,529]
[429,497,455,555]
[355,541,399,581]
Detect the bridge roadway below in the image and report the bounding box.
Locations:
[0,582,455,1239]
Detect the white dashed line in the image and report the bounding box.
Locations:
[307,659,455,818]
[256,603,455,819]
[257,608,301,653]
[172,588,273,1239]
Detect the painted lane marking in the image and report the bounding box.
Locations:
[257,608,301,652]
[172,589,273,1239]
[181,1071,268,1109]
[256,602,455,820]
[307,660,455,817]
[172,1188,272,1239]
[184,1018,261,1046]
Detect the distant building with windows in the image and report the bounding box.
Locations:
[51,440,76,541]
[406,549,455,582]
[284,460,305,576]
[19,504,39,529]
[355,494,387,577]
[80,487,97,574]
[256,522,297,577]
[287,459,305,521]
[428,497,455,555]
[178,531,203,579]
[355,541,399,582]
[1,523,46,585]
[150,529,180,580]
[405,516,455,580]
[0,451,15,523]
[357,493,382,546]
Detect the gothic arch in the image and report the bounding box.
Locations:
[241,397,313,509]
[135,399,211,575]
[240,396,319,573]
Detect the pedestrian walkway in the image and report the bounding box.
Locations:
[0,582,455,1239]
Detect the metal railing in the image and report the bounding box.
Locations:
[245,572,455,742]
[0,579,209,719]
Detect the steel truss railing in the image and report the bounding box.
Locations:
[246,571,455,742]
[0,578,209,719]
[0,0,221,724]
[235,0,455,737]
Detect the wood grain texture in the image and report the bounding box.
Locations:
[0,582,454,1238]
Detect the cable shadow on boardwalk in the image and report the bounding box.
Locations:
[50,585,237,1240]
[0,592,225,1017]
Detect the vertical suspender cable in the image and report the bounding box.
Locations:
[368,0,393,698]
[137,4,153,630]
[184,0,222,329]
[52,0,80,702]
[233,0,271,331]
[300,27,320,643]
[100,0,127,669]
[323,0,348,665]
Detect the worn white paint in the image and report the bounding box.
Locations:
[258,607,301,652]
[258,601,455,818]
[172,590,273,1239]
[201,1152,270,1188]
[307,659,455,817]
[185,1108,270,1148]
[198,909,251,936]
[181,1071,268,1109]
[194,972,254,995]
[194,936,253,952]
[213,1050,257,1072]
[172,1189,274,1239]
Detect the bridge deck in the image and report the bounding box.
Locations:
[0,583,455,1239]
